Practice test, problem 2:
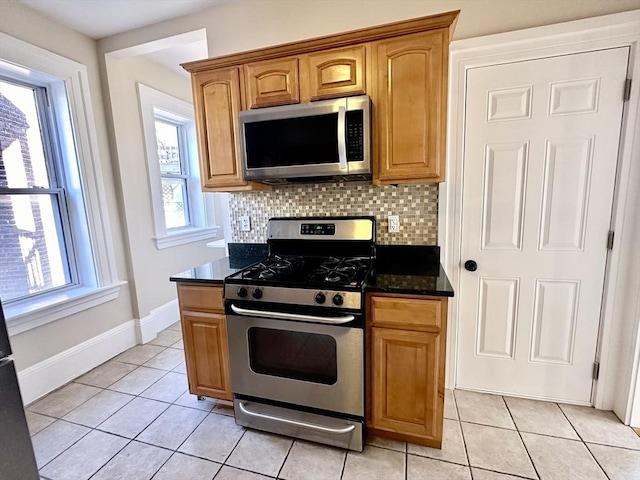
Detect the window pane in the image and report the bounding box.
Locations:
[155,120,183,175]
[0,80,51,188]
[0,194,72,302]
[161,177,190,229]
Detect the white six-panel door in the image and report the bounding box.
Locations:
[458,47,629,404]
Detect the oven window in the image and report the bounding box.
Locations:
[248,327,338,385]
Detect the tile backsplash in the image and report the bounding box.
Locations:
[229,182,438,244]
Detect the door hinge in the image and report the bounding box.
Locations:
[593,362,600,381]
[624,79,632,102]
[607,230,615,250]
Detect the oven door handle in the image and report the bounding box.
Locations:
[238,401,356,435]
[230,304,355,324]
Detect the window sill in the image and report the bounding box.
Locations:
[5,281,127,336]
[154,226,219,249]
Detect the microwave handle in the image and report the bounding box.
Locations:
[337,106,347,170]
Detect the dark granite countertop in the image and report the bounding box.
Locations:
[169,243,268,284]
[170,243,453,297]
[365,245,454,297]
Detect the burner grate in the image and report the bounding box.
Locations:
[308,257,369,284]
[241,255,305,281]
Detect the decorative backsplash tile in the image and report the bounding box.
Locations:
[229,182,438,244]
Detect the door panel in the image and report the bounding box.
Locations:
[481,142,528,250]
[539,137,592,251]
[458,47,629,403]
[530,280,579,365]
[476,278,519,359]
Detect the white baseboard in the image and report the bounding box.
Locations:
[17,319,138,405]
[134,299,180,344]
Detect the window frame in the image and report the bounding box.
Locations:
[0,33,125,335]
[155,113,193,230]
[0,76,80,302]
[137,83,218,249]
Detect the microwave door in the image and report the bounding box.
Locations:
[240,100,349,181]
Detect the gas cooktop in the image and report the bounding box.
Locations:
[232,255,373,288]
[225,217,376,309]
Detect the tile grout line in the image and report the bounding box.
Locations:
[85,438,133,480]
[501,394,541,480]
[221,428,248,466]
[557,404,586,442]
[35,334,184,478]
[556,405,611,480]
[47,367,176,480]
[582,443,612,480]
[36,425,92,473]
[275,438,296,479]
[338,445,348,480]
[401,436,407,480]
[451,390,473,478]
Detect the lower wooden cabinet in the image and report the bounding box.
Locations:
[367,293,448,447]
[177,284,232,401]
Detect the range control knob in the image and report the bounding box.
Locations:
[315,292,326,304]
[252,288,263,299]
[237,287,248,298]
[332,294,344,306]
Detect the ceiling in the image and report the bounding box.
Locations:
[19,0,220,77]
[19,0,223,39]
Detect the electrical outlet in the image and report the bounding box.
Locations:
[388,215,400,233]
[240,216,251,232]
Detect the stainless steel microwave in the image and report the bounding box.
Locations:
[239,95,371,184]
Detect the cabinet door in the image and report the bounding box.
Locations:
[181,310,233,401]
[371,327,443,446]
[192,67,247,190]
[300,45,367,102]
[373,30,447,183]
[245,57,300,109]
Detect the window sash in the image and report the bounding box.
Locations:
[0,78,79,305]
[0,188,77,303]
[156,118,193,230]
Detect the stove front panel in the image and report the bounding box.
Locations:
[225,284,362,309]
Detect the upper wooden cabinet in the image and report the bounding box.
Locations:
[372,30,448,184]
[182,11,458,190]
[300,44,368,102]
[245,57,300,109]
[191,67,269,191]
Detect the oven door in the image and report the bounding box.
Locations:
[226,305,364,417]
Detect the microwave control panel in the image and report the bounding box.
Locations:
[346,111,364,161]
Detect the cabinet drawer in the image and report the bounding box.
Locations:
[370,296,442,329]
[178,285,224,312]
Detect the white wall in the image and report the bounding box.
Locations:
[102,54,225,317]
[0,1,134,371]
[98,0,640,58]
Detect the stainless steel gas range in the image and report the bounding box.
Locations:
[224,217,375,451]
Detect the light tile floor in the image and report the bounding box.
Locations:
[28,321,640,480]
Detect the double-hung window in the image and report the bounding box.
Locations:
[0,78,75,303]
[155,116,192,229]
[0,33,122,334]
[138,84,219,248]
